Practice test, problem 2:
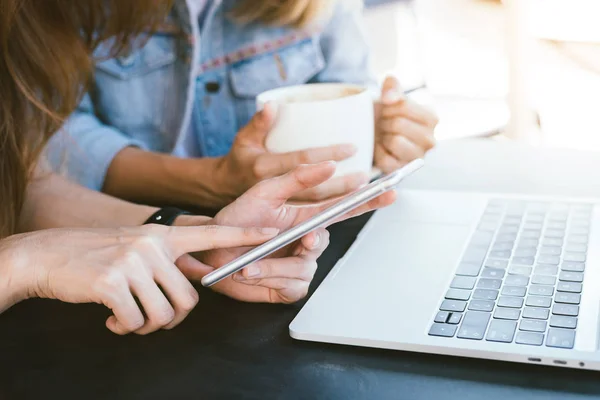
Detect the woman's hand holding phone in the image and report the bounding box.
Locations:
[175,162,398,304]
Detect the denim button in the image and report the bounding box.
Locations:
[205,82,220,93]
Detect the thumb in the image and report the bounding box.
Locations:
[381,76,405,105]
[237,102,277,147]
[175,253,215,281]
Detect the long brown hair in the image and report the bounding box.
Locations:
[232,0,336,27]
[0,0,172,237]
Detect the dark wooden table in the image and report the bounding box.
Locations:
[3,139,600,399]
[1,213,599,400]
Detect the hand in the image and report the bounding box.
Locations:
[176,162,396,304]
[216,105,369,202]
[375,76,439,173]
[0,225,277,334]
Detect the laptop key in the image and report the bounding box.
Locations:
[561,261,585,273]
[445,289,471,301]
[549,315,577,329]
[502,286,527,297]
[519,319,547,333]
[539,246,561,256]
[440,300,467,312]
[528,284,554,297]
[545,229,565,239]
[497,296,524,308]
[521,231,541,240]
[537,255,560,265]
[456,262,482,277]
[463,249,488,264]
[485,259,509,269]
[492,243,513,252]
[568,235,589,245]
[546,328,575,349]
[523,222,543,231]
[450,276,477,290]
[557,282,583,293]
[512,257,534,266]
[552,304,579,317]
[564,253,586,263]
[518,238,539,248]
[514,248,536,258]
[493,308,520,320]
[565,244,587,253]
[559,271,584,283]
[526,296,552,308]
[509,266,532,276]
[531,275,556,286]
[543,237,563,247]
[516,331,544,346]
[468,300,495,312]
[448,313,463,325]
[486,320,517,343]
[473,289,499,301]
[481,268,505,279]
[489,250,511,260]
[478,279,502,290]
[570,227,590,236]
[429,323,457,338]
[504,275,529,287]
[457,311,490,340]
[523,307,550,320]
[435,311,450,323]
[535,265,558,276]
[554,293,581,305]
[471,232,494,247]
[547,222,566,230]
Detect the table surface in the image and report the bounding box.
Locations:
[2,139,600,400]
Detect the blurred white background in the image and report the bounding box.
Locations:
[363,0,600,150]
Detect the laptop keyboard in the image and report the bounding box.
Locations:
[429,199,593,349]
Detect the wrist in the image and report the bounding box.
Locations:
[189,156,238,208]
[0,236,33,310]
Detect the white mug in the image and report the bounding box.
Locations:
[256,83,375,178]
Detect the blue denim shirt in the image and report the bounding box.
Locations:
[46,0,376,190]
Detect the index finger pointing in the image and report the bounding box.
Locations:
[164,225,279,259]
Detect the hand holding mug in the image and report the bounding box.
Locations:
[375,76,439,173]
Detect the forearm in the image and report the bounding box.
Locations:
[18,171,158,232]
[103,147,232,210]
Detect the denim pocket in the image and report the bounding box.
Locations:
[229,38,325,98]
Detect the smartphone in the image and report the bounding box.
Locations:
[200,158,425,287]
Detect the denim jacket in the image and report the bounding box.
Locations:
[46,0,376,190]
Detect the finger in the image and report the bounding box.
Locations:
[381,76,406,105]
[235,103,277,147]
[234,277,309,303]
[175,253,215,281]
[104,291,145,335]
[380,101,439,128]
[253,144,356,179]
[379,133,426,162]
[151,252,199,330]
[245,161,337,205]
[333,191,397,224]
[163,225,279,259]
[375,145,405,174]
[379,117,436,152]
[299,228,330,259]
[130,276,175,335]
[292,172,369,202]
[233,257,318,283]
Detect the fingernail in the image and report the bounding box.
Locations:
[245,265,261,278]
[312,232,321,249]
[382,90,405,105]
[260,227,279,235]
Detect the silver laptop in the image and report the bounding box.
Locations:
[290,188,600,370]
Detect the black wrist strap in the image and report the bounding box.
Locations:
[143,207,191,226]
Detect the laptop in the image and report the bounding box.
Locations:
[290,186,600,370]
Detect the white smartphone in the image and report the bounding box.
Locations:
[200,158,425,287]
